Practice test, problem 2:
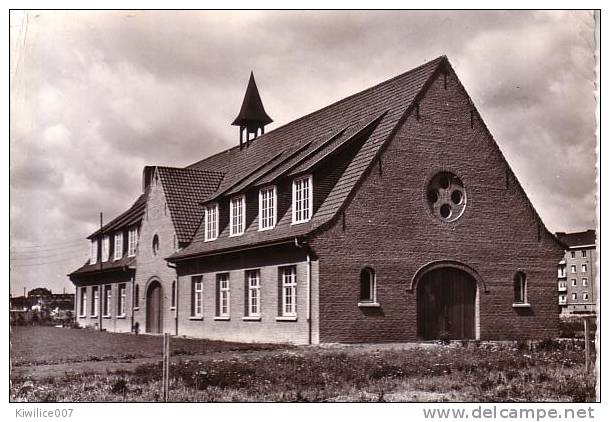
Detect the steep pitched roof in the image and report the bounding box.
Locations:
[156,167,224,243]
[231,72,273,127]
[169,56,448,261]
[87,193,147,239]
[556,230,596,248]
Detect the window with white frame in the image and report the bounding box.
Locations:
[91,286,99,317]
[101,235,110,262]
[583,278,588,287]
[582,250,587,258]
[557,265,566,278]
[572,292,577,300]
[246,270,261,317]
[583,292,589,300]
[558,280,566,289]
[114,232,123,260]
[80,288,87,316]
[90,239,98,264]
[582,264,587,273]
[230,196,245,236]
[191,276,203,317]
[513,271,527,304]
[204,204,219,241]
[571,251,576,258]
[117,284,126,316]
[280,266,297,316]
[359,267,377,303]
[216,273,230,317]
[128,227,138,256]
[292,175,313,224]
[570,265,576,273]
[571,278,577,286]
[259,186,277,230]
[103,285,112,317]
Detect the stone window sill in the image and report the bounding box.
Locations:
[189,316,203,320]
[117,315,126,319]
[243,316,261,321]
[103,315,112,319]
[214,316,230,321]
[512,303,531,308]
[133,307,140,311]
[358,301,381,308]
[276,316,297,322]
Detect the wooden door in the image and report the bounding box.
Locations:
[417,268,476,340]
[146,281,162,333]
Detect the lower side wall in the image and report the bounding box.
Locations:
[175,245,319,345]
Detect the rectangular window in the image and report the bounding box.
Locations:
[582,264,587,272]
[80,288,87,316]
[216,273,230,317]
[90,239,98,264]
[557,265,566,278]
[171,281,176,308]
[101,235,110,262]
[91,286,99,317]
[571,279,577,286]
[292,175,313,224]
[582,278,588,287]
[570,265,576,273]
[114,232,123,261]
[230,196,245,236]
[558,281,566,289]
[204,204,219,241]
[246,270,261,317]
[571,251,576,258]
[117,284,126,316]
[280,266,297,316]
[191,276,203,317]
[583,292,589,300]
[582,250,587,258]
[572,292,577,300]
[128,227,138,257]
[259,186,277,230]
[103,285,112,317]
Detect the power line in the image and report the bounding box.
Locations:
[10,238,87,250]
[10,243,87,256]
[10,255,87,268]
[10,250,87,261]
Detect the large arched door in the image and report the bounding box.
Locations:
[146,280,162,334]
[417,267,476,340]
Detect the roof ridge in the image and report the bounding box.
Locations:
[186,56,447,170]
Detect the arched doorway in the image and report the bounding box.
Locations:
[417,267,477,340]
[146,280,162,334]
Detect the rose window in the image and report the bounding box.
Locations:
[427,172,466,222]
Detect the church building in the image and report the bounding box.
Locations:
[70,56,564,343]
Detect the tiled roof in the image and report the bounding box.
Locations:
[556,230,596,248]
[69,254,136,277]
[88,193,147,239]
[156,167,224,243]
[169,56,448,261]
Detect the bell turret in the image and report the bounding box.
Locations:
[232,72,273,148]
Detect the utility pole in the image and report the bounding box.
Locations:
[99,211,103,331]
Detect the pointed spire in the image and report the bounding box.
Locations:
[232,72,273,148]
[232,72,273,127]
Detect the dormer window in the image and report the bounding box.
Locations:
[90,239,98,265]
[114,232,123,261]
[101,235,110,262]
[259,186,277,231]
[230,195,245,236]
[204,204,219,241]
[128,227,138,257]
[292,175,313,224]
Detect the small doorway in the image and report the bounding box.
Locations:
[417,267,477,340]
[146,280,162,334]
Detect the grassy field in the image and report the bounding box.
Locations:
[10,327,597,402]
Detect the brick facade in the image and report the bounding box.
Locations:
[309,70,564,342]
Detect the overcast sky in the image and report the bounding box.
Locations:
[9,10,597,296]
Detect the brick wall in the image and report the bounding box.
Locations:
[176,245,319,344]
[133,169,180,334]
[310,69,564,342]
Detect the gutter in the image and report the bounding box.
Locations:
[166,238,297,263]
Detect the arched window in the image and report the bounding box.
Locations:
[359,267,376,303]
[152,234,159,255]
[513,272,527,304]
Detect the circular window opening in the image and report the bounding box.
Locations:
[427,171,467,222]
[152,234,159,255]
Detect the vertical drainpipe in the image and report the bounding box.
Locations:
[167,261,178,336]
[295,237,313,345]
[130,272,135,333]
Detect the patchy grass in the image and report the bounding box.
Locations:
[11,339,597,402]
[10,326,288,367]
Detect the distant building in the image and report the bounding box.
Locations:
[556,230,597,316]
